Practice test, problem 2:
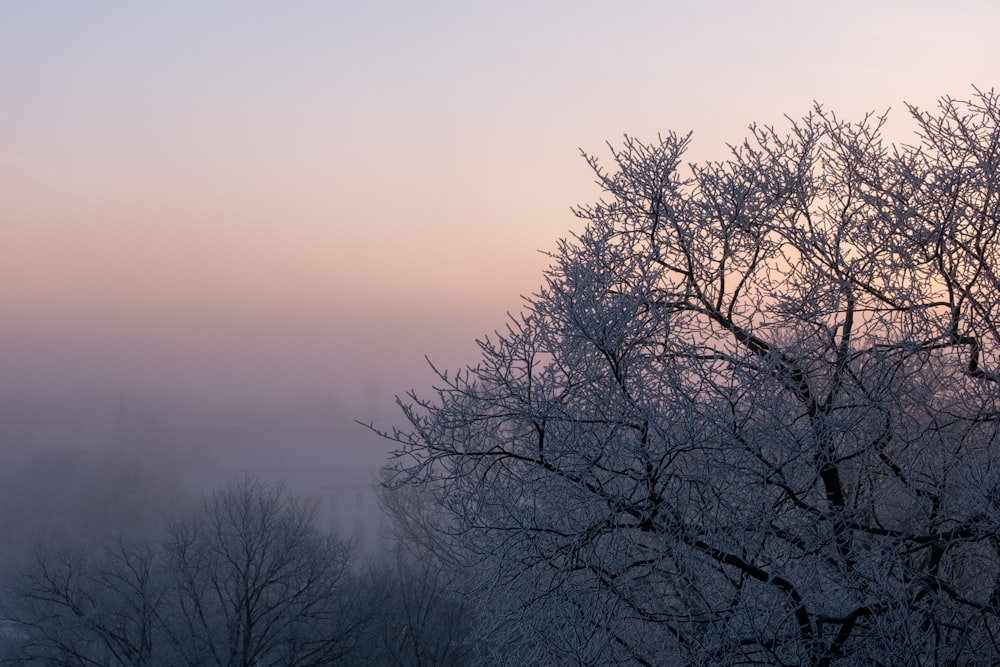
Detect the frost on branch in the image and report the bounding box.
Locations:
[378,89,1000,666]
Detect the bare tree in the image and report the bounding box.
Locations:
[165,476,361,667]
[378,89,1000,665]
[2,477,361,667]
[1,538,169,666]
[355,546,478,667]
[348,472,480,666]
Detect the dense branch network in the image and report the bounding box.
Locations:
[380,89,1000,666]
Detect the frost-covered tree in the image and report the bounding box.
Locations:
[378,89,1000,665]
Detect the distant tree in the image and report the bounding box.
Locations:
[164,476,361,667]
[2,477,361,667]
[378,89,1000,664]
[345,472,480,666]
[354,546,478,667]
[1,538,166,666]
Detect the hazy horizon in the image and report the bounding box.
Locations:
[3,1,1000,559]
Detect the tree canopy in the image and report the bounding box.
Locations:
[2,477,362,667]
[381,88,1000,665]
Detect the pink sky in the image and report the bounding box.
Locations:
[3,1,999,421]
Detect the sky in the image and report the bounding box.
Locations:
[2,0,999,425]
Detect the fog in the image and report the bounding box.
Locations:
[0,382,402,568]
[0,236,512,568]
[6,0,999,618]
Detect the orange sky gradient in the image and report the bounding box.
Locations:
[3,1,999,420]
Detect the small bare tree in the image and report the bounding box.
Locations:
[355,547,477,667]
[2,477,361,667]
[351,471,479,666]
[378,89,1000,665]
[165,476,360,667]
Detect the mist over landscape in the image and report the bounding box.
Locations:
[0,386,391,563]
[4,2,1000,664]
